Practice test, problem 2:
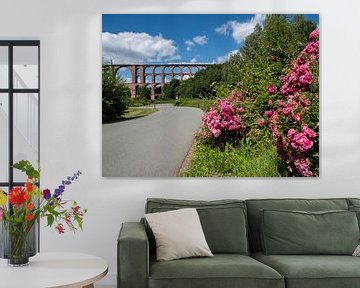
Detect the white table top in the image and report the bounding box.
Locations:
[0,252,108,288]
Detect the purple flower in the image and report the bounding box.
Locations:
[43,189,51,200]
[54,171,82,199]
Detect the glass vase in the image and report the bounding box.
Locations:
[0,220,37,266]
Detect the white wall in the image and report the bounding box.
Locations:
[1,0,360,286]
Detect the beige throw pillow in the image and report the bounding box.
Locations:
[353,244,360,256]
[145,208,213,261]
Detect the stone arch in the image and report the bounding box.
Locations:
[145,66,153,74]
[154,66,162,74]
[164,75,172,83]
[183,66,191,73]
[116,66,132,83]
[191,66,199,74]
[155,75,162,83]
[145,75,152,84]
[164,66,172,74]
[154,84,162,96]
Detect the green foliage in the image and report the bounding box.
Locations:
[161,79,180,99]
[102,66,130,122]
[128,98,152,107]
[213,82,233,99]
[175,64,224,99]
[137,85,151,99]
[223,14,316,115]
[181,134,282,177]
[13,160,40,180]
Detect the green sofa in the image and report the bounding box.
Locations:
[118,198,360,288]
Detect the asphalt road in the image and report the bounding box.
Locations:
[102,104,204,177]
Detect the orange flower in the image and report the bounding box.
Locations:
[26,203,34,210]
[25,182,33,192]
[24,193,31,200]
[26,214,33,221]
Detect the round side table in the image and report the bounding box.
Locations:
[0,252,108,288]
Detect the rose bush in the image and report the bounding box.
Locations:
[201,92,249,147]
[265,29,319,176]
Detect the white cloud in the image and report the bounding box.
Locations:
[213,50,239,64]
[215,14,265,43]
[185,40,195,47]
[193,35,208,45]
[190,57,198,63]
[102,32,180,63]
[185,35,208,51]
[185,40,195,51]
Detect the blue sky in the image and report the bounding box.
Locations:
[102,14,319,65]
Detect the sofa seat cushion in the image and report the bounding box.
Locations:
[149,254,284,288]
[252,252,360,288]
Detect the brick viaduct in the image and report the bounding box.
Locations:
[105,63,211,99]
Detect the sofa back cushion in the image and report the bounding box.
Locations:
[261,209,359,255]
[145,198,249,254]
[347,199,360,228]
[246,198,349,252]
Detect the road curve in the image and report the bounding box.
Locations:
[102,104,204,177]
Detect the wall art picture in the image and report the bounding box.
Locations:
[102,14,319,177]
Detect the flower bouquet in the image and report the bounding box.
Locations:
[0,160,87,266]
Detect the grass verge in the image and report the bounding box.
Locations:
[129,98,215,111]
[174,98,214,112]
[121,107,158,120]
[103,107,158,123]
[180,136,283,177]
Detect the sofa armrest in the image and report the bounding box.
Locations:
[118,222,149,288]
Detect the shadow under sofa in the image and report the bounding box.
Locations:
[118,198,360,288]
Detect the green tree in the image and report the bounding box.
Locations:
[176,64,224,99]
[161,79,180,99]
[102,65,130,122]
[137,86,151,99]
[223,14,316,114]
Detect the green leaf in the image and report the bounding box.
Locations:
[47,214,54,227]
[13,160,40,180]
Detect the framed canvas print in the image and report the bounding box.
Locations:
[102,14,319,177]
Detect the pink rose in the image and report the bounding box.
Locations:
[257,118,266,127]
[287,129,297,140]
[302,125,317,138]
[265,110,273,118]
[237,107,245,113]
[290,133,314,152]
[294,158,313,177]
[293,114,301,122]
[309,29,319,41]
[267,84,277,95]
